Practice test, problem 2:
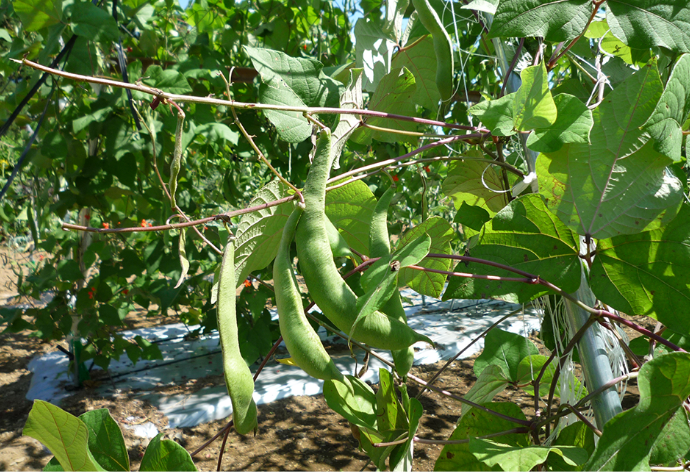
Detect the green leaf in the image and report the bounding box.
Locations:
[78,409,129,471]
[323,375,378,431]
[23,400,103,471]
[488,0,594,42]
[460,365,510,419]
[58,260,84,282]
[550,422,596,471]
[325,180,377,258]
[71,1,119,41]
[258,80,312,143]
[0,28,12,42]
[516,355,586,399]
[538,63,684,239]
[454,202,492,238]
[585,19,610,38]
[43,457,64,471]
[607,1,690,53]
[645,54,690,162]
[355,235,430,338]
[194,123,239,146]
[443,194,581,303]
[586,352,690,471]
[470,93,516,137]
[590,204,690,336]
[470,438,589,471]
[389,397,423,470]
[352,67,418,144]
[391,36,441,112]
[362,234,432,291]
[514,63,557,131]
[245,46,342,109]
[234,180,293,288]
[140,433,197,471]
[650,407,690,466]
[474,328,539,382]
[383,0,409,42]
[142,65,192,94]
[376,368,408,432]
[355,18,397,92]
[434,402,530,471]
[526,94,593,153]
[461,0,498,15]
[13,0,62,31]
[442,150,510,213]
[398,217,455,298]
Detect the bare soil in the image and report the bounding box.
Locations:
[0,246,651,471]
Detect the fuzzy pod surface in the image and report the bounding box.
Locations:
[275,205,344,381]
[217,239,258,435]
[295,129,431,351]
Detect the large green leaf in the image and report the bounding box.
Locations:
[470,93,516,137]
[443,195,581,303]
[538,63,684,239]
[474,328,539,382]
[258,80,312,143]
[391,36,441,112]
[607,0,690,53]
[71,1,119,41]
[78,409,129,472]
[13,0,62,31]
[645,54,690,162]
[586,352,690,471]
[549,422,596,472]
[245,46,342,109]
[514,63,557,131]
[323,375,378,431]
[352,67,418,144]
[398,217,455,298]
[142,65,193,95]
[355,18,397,92]
[460,365,510,419]
[526,94,593,153]
[516,354,586,399]
[488,0,593,42]
[470,438,589,471]
[649,407,690,466]
[442,150,510,213]
[234,180,293,288]
[389,397,423,470]
[590,204,690,336]
[434,402,530,471]
[325,180,377,258]
[139,433,197,471]
[23,400,103,471]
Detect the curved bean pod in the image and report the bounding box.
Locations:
[217,239,258,435]
[274,205,344,381]
[295,129,432,351]
[369,188,415,377]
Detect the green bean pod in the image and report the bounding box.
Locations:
[369,188,415,377]
[326,216,353,258]
[274,205,344,381]
[217,239,258,435]
[412,0,454,102]
[295,129,432,351]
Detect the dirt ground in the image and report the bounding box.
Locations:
[0,246,650,471]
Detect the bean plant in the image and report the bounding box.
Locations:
[2,0,690,470]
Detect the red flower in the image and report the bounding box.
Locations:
[102,222,110,229]
[243,279,252,288]
[392,175,399,182]
[424,166,430,173]
[123,289,129,295]
[140,219,148,227]
[88,292,94,299]
[85,214,91,220]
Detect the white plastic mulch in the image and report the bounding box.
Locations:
[26,291,541,434]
